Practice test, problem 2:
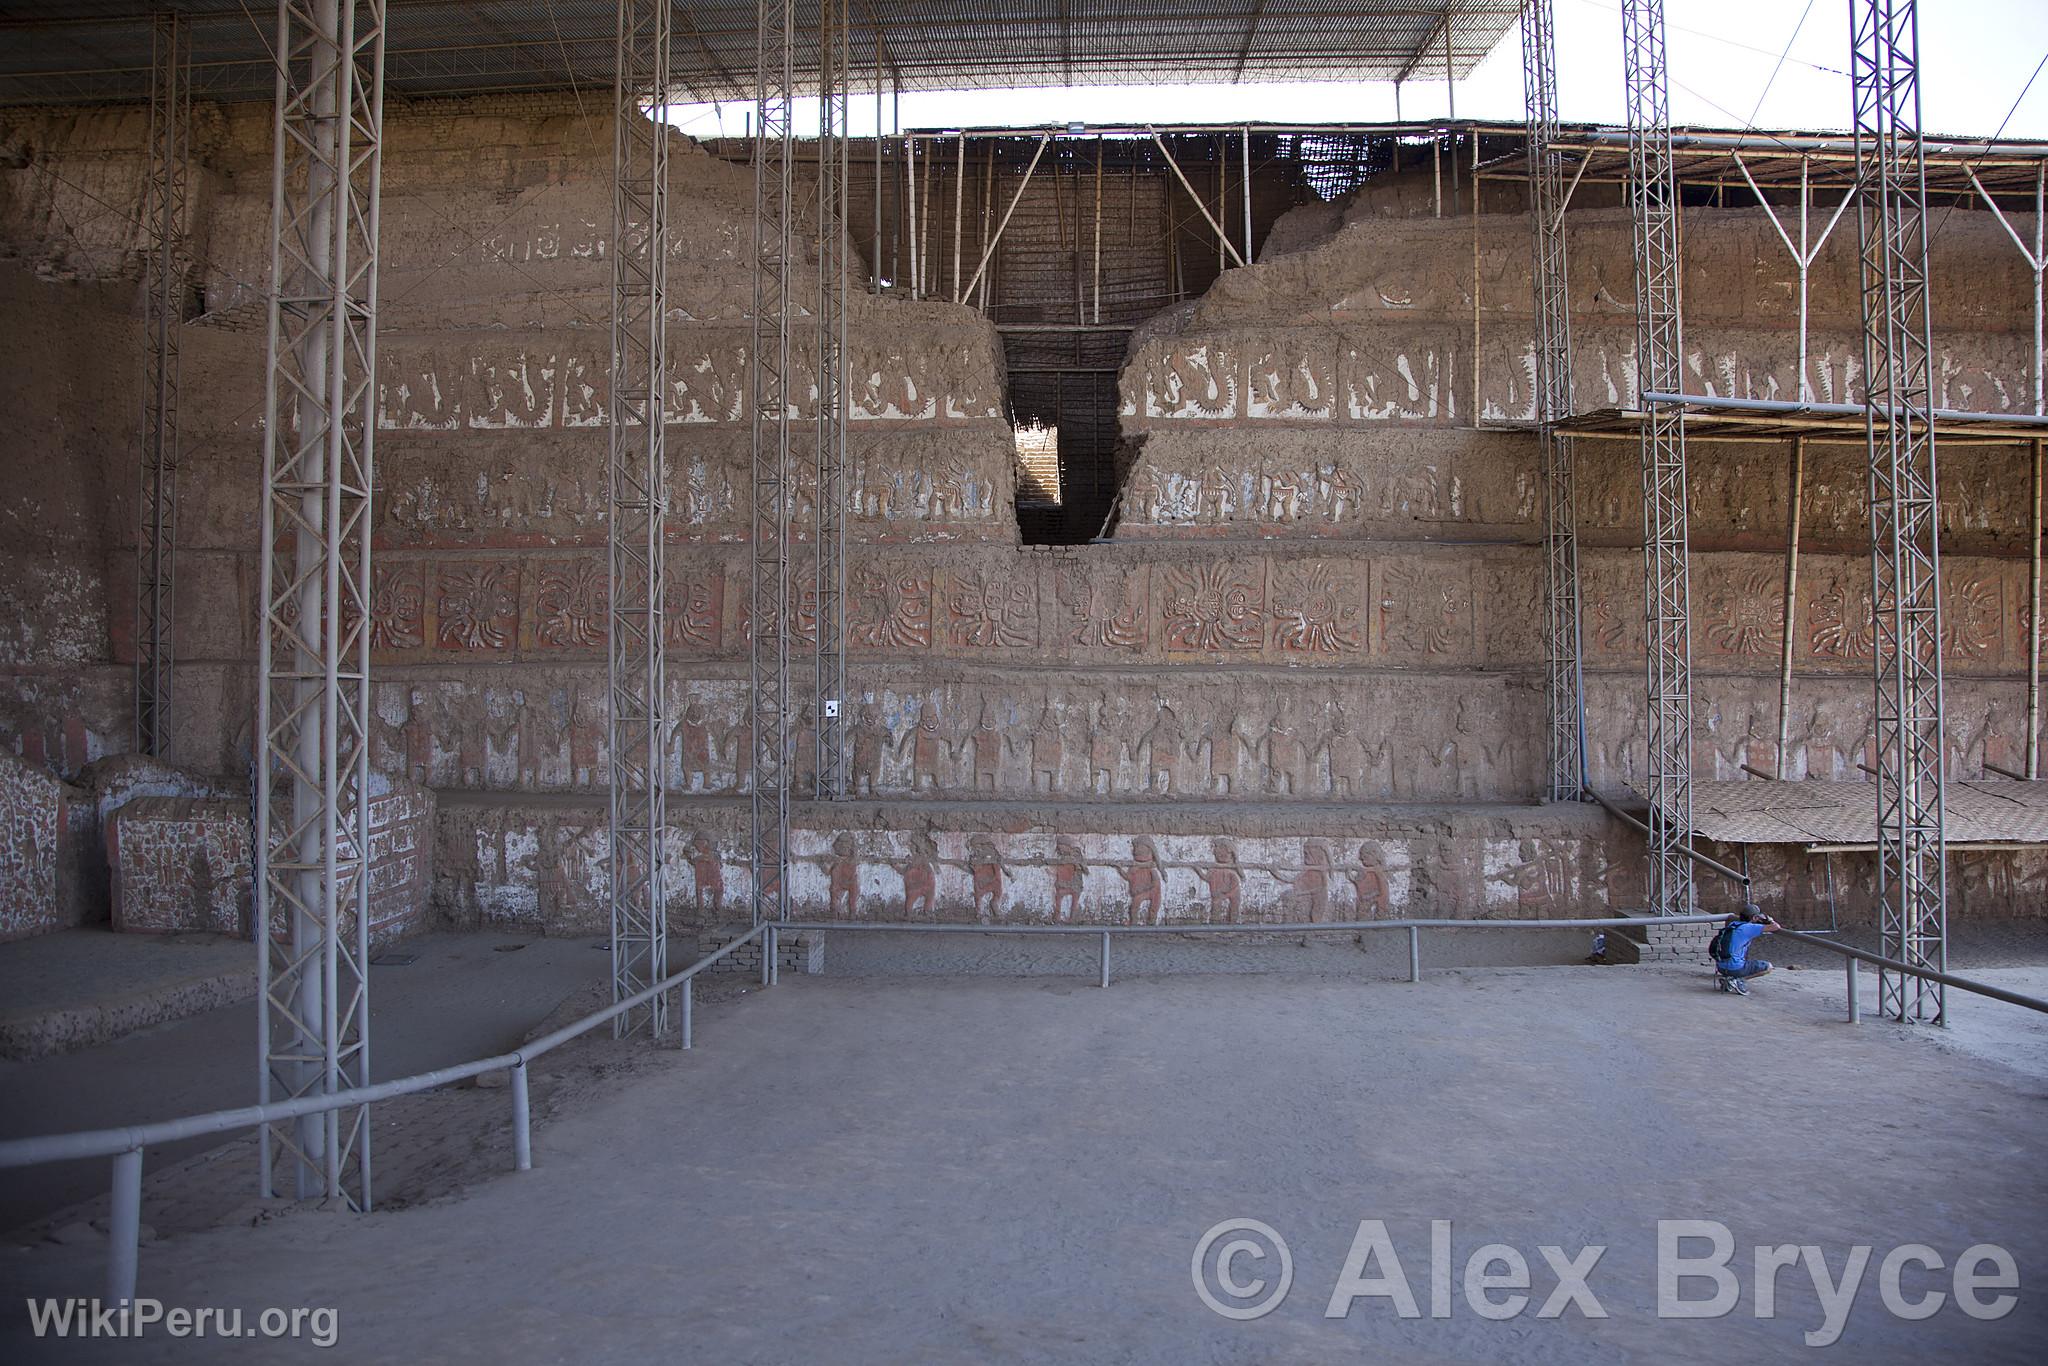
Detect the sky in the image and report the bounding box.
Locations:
[665,0,2048,142]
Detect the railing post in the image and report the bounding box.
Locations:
[763,925,775,987]
[1099,931,1110,989]
[682,977,693,1050]
[510,1062,532,1172]
[1846,954,1861,1024]
[1408,926,1421,983]
[108,1147,142,1307]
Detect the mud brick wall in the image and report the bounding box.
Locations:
[4,93,2046,933]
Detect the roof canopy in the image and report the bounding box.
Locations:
[0,1,1521,107]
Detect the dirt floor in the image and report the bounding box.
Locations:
[1,956,2042,1363]
[0,932,606,1232]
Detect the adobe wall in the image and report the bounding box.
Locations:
[2,95,2043,935]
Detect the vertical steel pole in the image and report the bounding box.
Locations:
[1778,437,1805,775]
[256,0,383,1209]
[905,134,919,299]
[510,1062,532,1171]
[871,49,883,292]
[1214,135,1224,273]
[1851,0,1946,1024]
[1846,952,1861,1022]
[1623,0,1695,916]
[1444,21,1457,210]
[1524,0,1584,801]
[1241,126,1253,264]
[1093,135,1104,323]
[1099,931,1110,988]
[815,0,849,801]
[607,0,671,1039]
[953,130,965,303]
[137,11,189,760]
[2031,438,2043,778]
[1799,157,1812,399]
[682,976,694,1048]
[752,0,796,929]
[1408,925,1421,982]
[108,1148,142,1306]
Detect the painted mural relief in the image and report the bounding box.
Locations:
[7,98,2047,943]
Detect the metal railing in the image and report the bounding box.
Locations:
[8,912,2047,1309]
[0,923,768,1308]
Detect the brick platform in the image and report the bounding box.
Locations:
[1608,919,1716,966]
[697,924,825,977]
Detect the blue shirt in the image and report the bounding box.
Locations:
[1722,921,1769,966]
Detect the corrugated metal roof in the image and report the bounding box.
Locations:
[0,1,1522,107]
[1687,779,2048,848]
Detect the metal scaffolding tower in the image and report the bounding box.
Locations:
[751,0,796,923]
[137,11,190,759]
[1521,0,1583,802]
[255,0,385,1206]
[607,0,672,1038]
[814,0,850,800]
[1621,0,1694,915]
[1850,0,1947,1023]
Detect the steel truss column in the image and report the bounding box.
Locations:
[1621,0,1694,915]
[607,0,671,1038]
[138,12,191,759]
[1521,0,1584,802]
[814,0,850,800]
[255,0,384,1206]
[751,0,796,924]
[1850,0,1946,1024]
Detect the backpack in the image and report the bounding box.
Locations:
[1707,923,1734,964]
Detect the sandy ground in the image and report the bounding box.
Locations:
[1,962,2042,1364]
[0,933,605,1232]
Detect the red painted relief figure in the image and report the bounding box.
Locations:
[688,833,724,916]
[1265,711,1305,797]
[1052,836,1087,923]
[970,704,1007,791]
[1349,845,1391,918]
[1321,704,1368,797]
[1492,839,1570,913]
[849,701,888,796]
[1030,703,1064,793]
[904,701,947,792]
[1141,706,1190,794]
[901,831,938,919]
[827,833,860,919]
[1197,466,1234,523]
[1090,696,1127,795]
[1201,838,1243,924]
[675,701,716,793]
[1279,840,1332,922]
[968,835,1004,922]
[1121,836,1164,926]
